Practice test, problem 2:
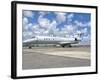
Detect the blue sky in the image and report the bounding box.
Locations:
[22,10,91,45]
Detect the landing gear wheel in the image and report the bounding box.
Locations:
[68,44,72,47]
[29,46,32,49]
[61,45,65,48]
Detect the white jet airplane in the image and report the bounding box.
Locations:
[23,33,82,48]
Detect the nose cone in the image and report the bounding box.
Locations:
[23,38,37,44]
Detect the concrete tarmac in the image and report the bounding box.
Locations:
[22,46,90,70]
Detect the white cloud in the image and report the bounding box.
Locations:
[39,11,45,15]
[64,25,75,34]
[37,12,66,36]
[67,13,74,22]
[23,31,33,39]
[22,17,34,39]
[28,23,33,27]
[56,24,76,37]
[37,14,58,36]
[67,13,74,19]
[49,20,57,29]
[32,24,50,36]
[23,11,34,18]
[48,20,58,36]
[23,13,59,39]
[32,24,44,35]
[55,12,66,24]
[82,34,90,41]
[23,17,29,32]
[76,30,81,34]
[23,23,33,31]
[81,28,88,35]
[39,18,50,29]
[23,25,29,31]
[74,20,90,27]
[23,17,28,26]
[38,11,49,16]
[32,24,39,31]
[43,30,49,34]
[87,22,91,27]
[38,14,51,29]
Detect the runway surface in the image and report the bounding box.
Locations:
[22,46,90,70]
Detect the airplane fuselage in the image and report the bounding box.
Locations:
[23,36,81,48]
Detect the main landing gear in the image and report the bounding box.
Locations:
[61,44,72,48]
[28,46,32,49]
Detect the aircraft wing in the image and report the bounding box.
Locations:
[59,42,72,45]
[59,41,78,45]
